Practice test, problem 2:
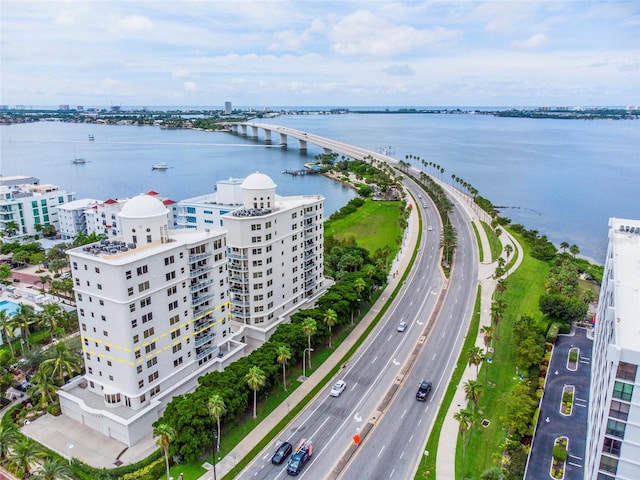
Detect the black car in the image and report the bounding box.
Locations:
[271,441,293,465]
[416,380,432,401]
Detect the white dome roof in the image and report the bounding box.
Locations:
[242,172,276,190]
[120,195,168,219]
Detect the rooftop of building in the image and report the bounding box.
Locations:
[609,217,640,352]
[58,198,101,210]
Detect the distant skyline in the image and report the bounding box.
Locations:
[1,1,639,108]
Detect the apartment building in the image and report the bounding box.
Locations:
[57,198,101,240]
[59,194,246,446]
[177,177,244,231]
[0,175,74,240]
[84,192,178,239]
[585,218,640,479]
[222,172,327,348]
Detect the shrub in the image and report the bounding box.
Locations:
[47,403,61,416]
[546,323,560,343]
[569,350,578,362]
[562,391,573,403]
[552,444,567,462]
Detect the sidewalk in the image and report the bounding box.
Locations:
[435,185,524,479]
[197,196,421,479]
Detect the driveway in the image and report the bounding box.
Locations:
[525,326,592,480]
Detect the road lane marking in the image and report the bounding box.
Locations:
[372,356,378,364]
[401,409,407,420]
[377,445,385,458]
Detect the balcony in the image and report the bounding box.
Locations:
[190,278,213,292]
[231,295,250,306]
[192,292,214,306]
[195,330,216,347]
[189,265,212,278]
[196,345,216,360]
[189,251,212,263]
[228,251,248,260]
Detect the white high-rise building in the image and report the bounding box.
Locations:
[57,198,101,240]
[0,175,74,241]
[59,194,246,446]
[585,218,640,479]
[223,172,328,348]
[177,178,244,230]
[224,101,232,115]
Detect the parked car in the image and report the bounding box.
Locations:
[271,441,293,465]
[15,381,31,393]
[330,380,347,397]
[416,380,432,401]
[397,321,408,332]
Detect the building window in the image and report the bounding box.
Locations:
[133,334,139,344]
[145,342,156,354]
[164,255,175,265]
[609,400,630,421]
[173,357,183,367]
[172,343,182,353]
[146,357,157,368]
[606,419,626,438]
[251,236,262,243]
[137,265,148,275]
[140,297,151,308]
[602,437,622,456]
[150,385,160,397]
[128,287,134,296]
[168,300,179,311]
[148,371,159,383]
[129,303,136,312]
[142,312,153,323]
[138,380,144,388]
[126,270,132,280]
[612,381,633,401]
[137,365,142,374]
[166,271,176,281]
[616,362,637,382]
[143,327,155,339]
[599,455,618,474]
[167,286,177,296]
[169,315,180,325]
[107,360,112,367]
[138,281,150,293]
[171,329,181,339]
[135,350,141,359]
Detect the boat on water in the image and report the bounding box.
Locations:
[152,162,169,170]
[72,157,87,164]
[88,134,94,141]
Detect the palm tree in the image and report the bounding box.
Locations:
[13,303,36,352]
[29,365,58,408]
[245,365,266,419]
[0,425,18,463]
[37,274,51,294]
[207,394,227,452]
[560,241,569,253]
[153,423,176,480]
[276,345,291,392]
[301,317,317,369]
[453,408,473,480]
[569,244,580,259]
[467,346,484,377]
[7,436,46,478]
[463,379,483,414]
[30,457,74,480]
[41,341,81,386]
[38,304,65,342]
[0,310,17,357]
[480,325,493,348]
[503,244,513,261]
[323,309,338,348]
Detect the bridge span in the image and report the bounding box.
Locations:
[225,122,398,164]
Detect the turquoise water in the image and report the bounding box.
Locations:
[0,300,20,316]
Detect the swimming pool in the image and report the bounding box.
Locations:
[0,300,21,316]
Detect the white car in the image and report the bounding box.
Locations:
[428,225,433,231]
[330,380,347,397]
[397,321,408,332]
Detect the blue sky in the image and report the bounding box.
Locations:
[1,1,639,108]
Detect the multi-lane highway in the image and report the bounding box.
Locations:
[236,169,478,478]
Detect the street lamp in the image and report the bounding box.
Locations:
[66,443,74,465]
[302,348,314,380]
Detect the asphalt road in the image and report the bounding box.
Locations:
[339,182,478,480]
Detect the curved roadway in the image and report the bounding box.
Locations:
[232,126,479,480]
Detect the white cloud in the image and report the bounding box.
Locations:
[512,33,547,49]
[183,81,197,92]
[114,14,155,34]
[383,64,415,76]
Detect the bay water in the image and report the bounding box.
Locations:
[1,114,638,263]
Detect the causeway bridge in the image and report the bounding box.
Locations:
[224,122,398,164]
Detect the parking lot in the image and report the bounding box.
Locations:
[525,326,593,480]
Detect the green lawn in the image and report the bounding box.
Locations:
[463,231,550,478]
[324,199,403,254]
